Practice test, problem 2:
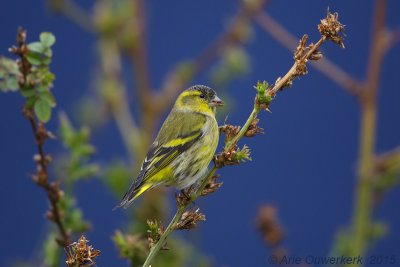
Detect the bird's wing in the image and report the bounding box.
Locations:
[140,110,207,182]
[116,111,207,209]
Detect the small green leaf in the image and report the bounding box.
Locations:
[26,51,42,65]
[28,42,45,53]
[36,83,48,93]
[41,71,55,85]
[5,76,19,91]
[26,96,38,109]
[39,91,56,107]
[42,56,52,65]
[43,47,53,57]
[21,85,35,97]
[40,32,56,47]
[0,57,20,75]
[34,99,51,122]
[0,81,6,92]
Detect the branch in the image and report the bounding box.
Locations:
[98,36,142,161]
[255,11,363,99]
[11,28,72,247]
[130,0,154,109]
[48,0,95,33]
[142,9,345,266]
[351,0,387,257]
[24,109,72,247]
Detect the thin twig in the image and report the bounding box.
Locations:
[24,109,72,247]
[48,0,95,33]
[255,11,363,98]
[11,28,72,247]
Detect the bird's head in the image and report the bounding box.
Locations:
[175,85,224,115]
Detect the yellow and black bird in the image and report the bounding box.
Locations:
[115,85,224,209]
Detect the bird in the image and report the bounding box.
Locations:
[114,85,224,209]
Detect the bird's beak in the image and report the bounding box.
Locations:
[209,95,224,107]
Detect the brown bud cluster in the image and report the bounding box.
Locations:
[201,175,223,196]
[175,207,206,230]
[65,235,101,267]
[245,118,264,137]
[219,124,240,139]
[255,205,285,246]
[214,144,241,168]
[318,8,345,48]
[174,187,194,208]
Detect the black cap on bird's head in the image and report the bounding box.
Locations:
[187,85,224,107]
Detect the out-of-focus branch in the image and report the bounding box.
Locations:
[156,0,268,113]
[130,0,154,110]
[351,0,387,257]
[99,36,142,161]
[255,11,363,98]
[48,0,95,33]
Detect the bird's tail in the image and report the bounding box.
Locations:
[113,182,153,210]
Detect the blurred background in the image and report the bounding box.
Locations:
[1,0,400,266]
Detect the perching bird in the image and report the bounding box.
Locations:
[114,85,224,209]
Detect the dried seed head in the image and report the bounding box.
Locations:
[201,175,223,196]
[174,186,194,208]
[175,207,206,230]
[219,124,241,140]
[294,34,308,60]
[318,8,345,48]
[244,118,264,137]
[65,235,100,267]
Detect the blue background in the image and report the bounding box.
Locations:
[1,0,400,266]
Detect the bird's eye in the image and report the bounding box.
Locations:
[199,94,205,99]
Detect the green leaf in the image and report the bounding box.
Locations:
[40,91,56,107]
[43,47,53,57]
[5,76,19,91]
[0,81,6,92]
[28,42,45,53]
[26,96,38,109]
[41,71,55,85]
[40,32,56,47]
[26,51,42,65]
[36,83,48,93]
[34,99,51,123]
[21,85,36,97]
[42,56,52,65]
[0,57,20,75]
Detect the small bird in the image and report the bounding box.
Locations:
[114,85,224,209]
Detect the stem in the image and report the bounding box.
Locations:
[225,106,260,149]
[352,102,376,256]
[351,0,387,258]
[142,167,217,267]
